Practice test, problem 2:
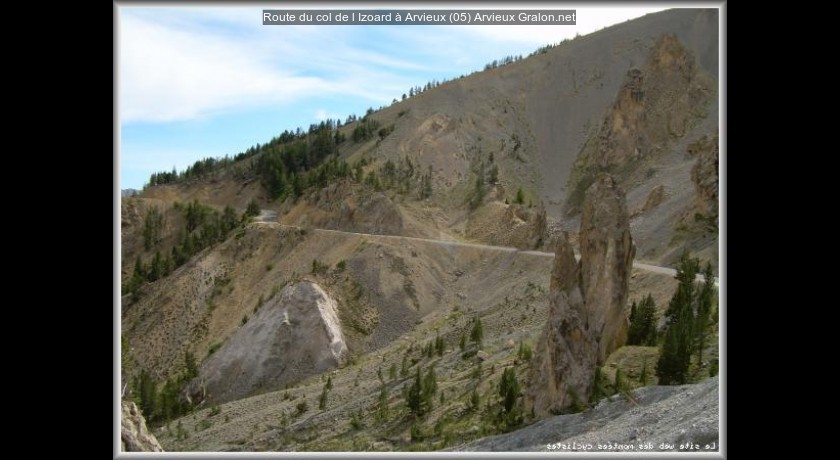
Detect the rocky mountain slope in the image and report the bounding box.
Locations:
[120,7,720,453]
[191,281,347,405]
[452,377,718,452]
[133,8,718,268]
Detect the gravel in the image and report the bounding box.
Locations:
[449,377,719,452]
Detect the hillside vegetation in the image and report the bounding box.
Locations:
[120,8,720,452]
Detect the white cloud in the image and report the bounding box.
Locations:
[118,6,667,125]
[120,14,327,123]
[119,11,417,124]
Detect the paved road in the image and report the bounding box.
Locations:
[254,213,717,285]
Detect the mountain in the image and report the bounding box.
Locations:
[120,8,720,453]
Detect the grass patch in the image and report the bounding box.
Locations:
[207,341,223,357]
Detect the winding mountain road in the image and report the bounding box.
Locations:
[253,211,718,285]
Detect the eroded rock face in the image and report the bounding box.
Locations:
[687,133,719,218]
[527,175,634,416]
[566,33,714,216]
[121,401,163,452]
[194,281,347,404]
[579,175,635,362]
[527,233,596,414]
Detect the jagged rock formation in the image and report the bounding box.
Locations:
[566,33,715,215]
[192,281,347,404]
[121,400,163,452]
[579,176,635,362]
[527,175,634,416]
[591,67,647,170]
[526,231,595,414]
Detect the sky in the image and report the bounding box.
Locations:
[118,3,666,190]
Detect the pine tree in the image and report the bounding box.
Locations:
[469,174,486,209]
[657,319,690,384]
[421,366,438,414]
[129,256,145,296]
[628,294,658,346]
[245,199,261,218]
[614,368,625,394]
[470,388,480,411]
[499,367,520,414]
[470,317,484,345]
[378,384,389,420]
[142,207,164,251]
[406,369,422,414]
[184,350,198,379]
[318,385,329,410]
[657,253,706,385]
[406,366,438,416]
[695,263,716,364]
[135,370,157,421]
[149,251,163,281]
[326,375,333,390]
[420,166,433,199]
[639,357,649,385]
[590,367,606,403]
[515,187,525,205]
[435,334,445,356]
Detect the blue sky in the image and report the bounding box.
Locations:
[118,4,664,190]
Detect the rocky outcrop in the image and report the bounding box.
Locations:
[579,176,635,362]
[687,133,719,218]
[590,67,647,170]
[121,400,163,452]
[193,281,347,404]
[466,197,547,250]
[566,33,714,215]
[643,34,715,141]
[527,175,634,416]
[526,232,596,414]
